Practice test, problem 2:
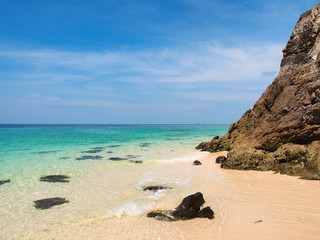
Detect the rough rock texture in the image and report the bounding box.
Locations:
[197,4,320,180]
[147,192,214,221]
[216,156,227,164]
[193,160,202,165]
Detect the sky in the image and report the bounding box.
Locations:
[0,0,318,124]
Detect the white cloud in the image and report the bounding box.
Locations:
[0,41,283,87]
[20,93,121,107]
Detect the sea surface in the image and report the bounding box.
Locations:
[0,124,228,239]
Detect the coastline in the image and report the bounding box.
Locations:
[21,151,320,240]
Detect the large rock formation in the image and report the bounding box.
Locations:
[197,3,320,180]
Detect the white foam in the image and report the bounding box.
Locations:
[157,151,209,163]
[106,190,168,218]
[107,200,156,218]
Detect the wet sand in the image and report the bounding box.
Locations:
[21,152,320,240]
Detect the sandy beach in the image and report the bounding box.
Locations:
[20,151,320,240]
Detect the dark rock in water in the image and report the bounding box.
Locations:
[147,210,175,221]
[216,156,227,164]
[198,206,214,219]
[196,3,320,180]
[75,155,103,160]
[33,150,61,154]
[171,192,205,220]
[147,192,210,221]
[92,147,105,150]
[108,145,122,148]
[39,175,70,183]
[126,154,141,158]
[129,160,143,164]
[108,157,128,161]
[81,149,103,153]
[34,197,69,209]
[193,160,202,165]
[143,186,172,191]
[0,179,10,185]
[140,143,152,147]
[59,157,71,160]
[106,151,113,153]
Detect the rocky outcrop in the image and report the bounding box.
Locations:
[197,3,320,180]
[147,192,214,221]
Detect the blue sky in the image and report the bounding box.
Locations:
[0,0,318,124]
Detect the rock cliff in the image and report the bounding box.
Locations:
[197,3,320,180]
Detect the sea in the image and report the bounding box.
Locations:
[0,124,228,239]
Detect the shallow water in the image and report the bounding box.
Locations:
[0,124,228,239]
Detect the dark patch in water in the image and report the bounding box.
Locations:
[34,197,69,209]
[126,155,141,158]
[108,157,128,161]
[59,157,71,160]
[81,149,103,154]
[140,143,152,147]
[107,145,122,148]
[143,186,172,191]
[0,179,10,185]
[76,155,103,160]
[106,151,113,153]
[92,147,105,150]
[33,150,62,154]
[129,160,143,164]
[164,129,188,132]
[40,175,70,183]
[165,138,180,141]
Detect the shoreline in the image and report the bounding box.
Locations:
[20,151,320,240]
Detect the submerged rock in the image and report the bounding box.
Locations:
[146,210,175,221]
[75,155,103,160]
[108,157,128,161]
[0,179,10,185]
[216,156,227,164]
[129,160,143,164]
[34,197,69,209]
[39,175,70,183]
[107,145,122,148]
[126,155,141,158]
[143,186,172,191]
[81,149,103,154]
[92,147,105,150]
[140,143,152,147]
[33,150,61,154]
[196,3,320,180]
[193,160,202,165]
[147,192,213,221]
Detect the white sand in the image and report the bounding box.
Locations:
[21,152,320,239]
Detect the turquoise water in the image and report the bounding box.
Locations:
[0,124,229,180]
[0,124,229,239]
